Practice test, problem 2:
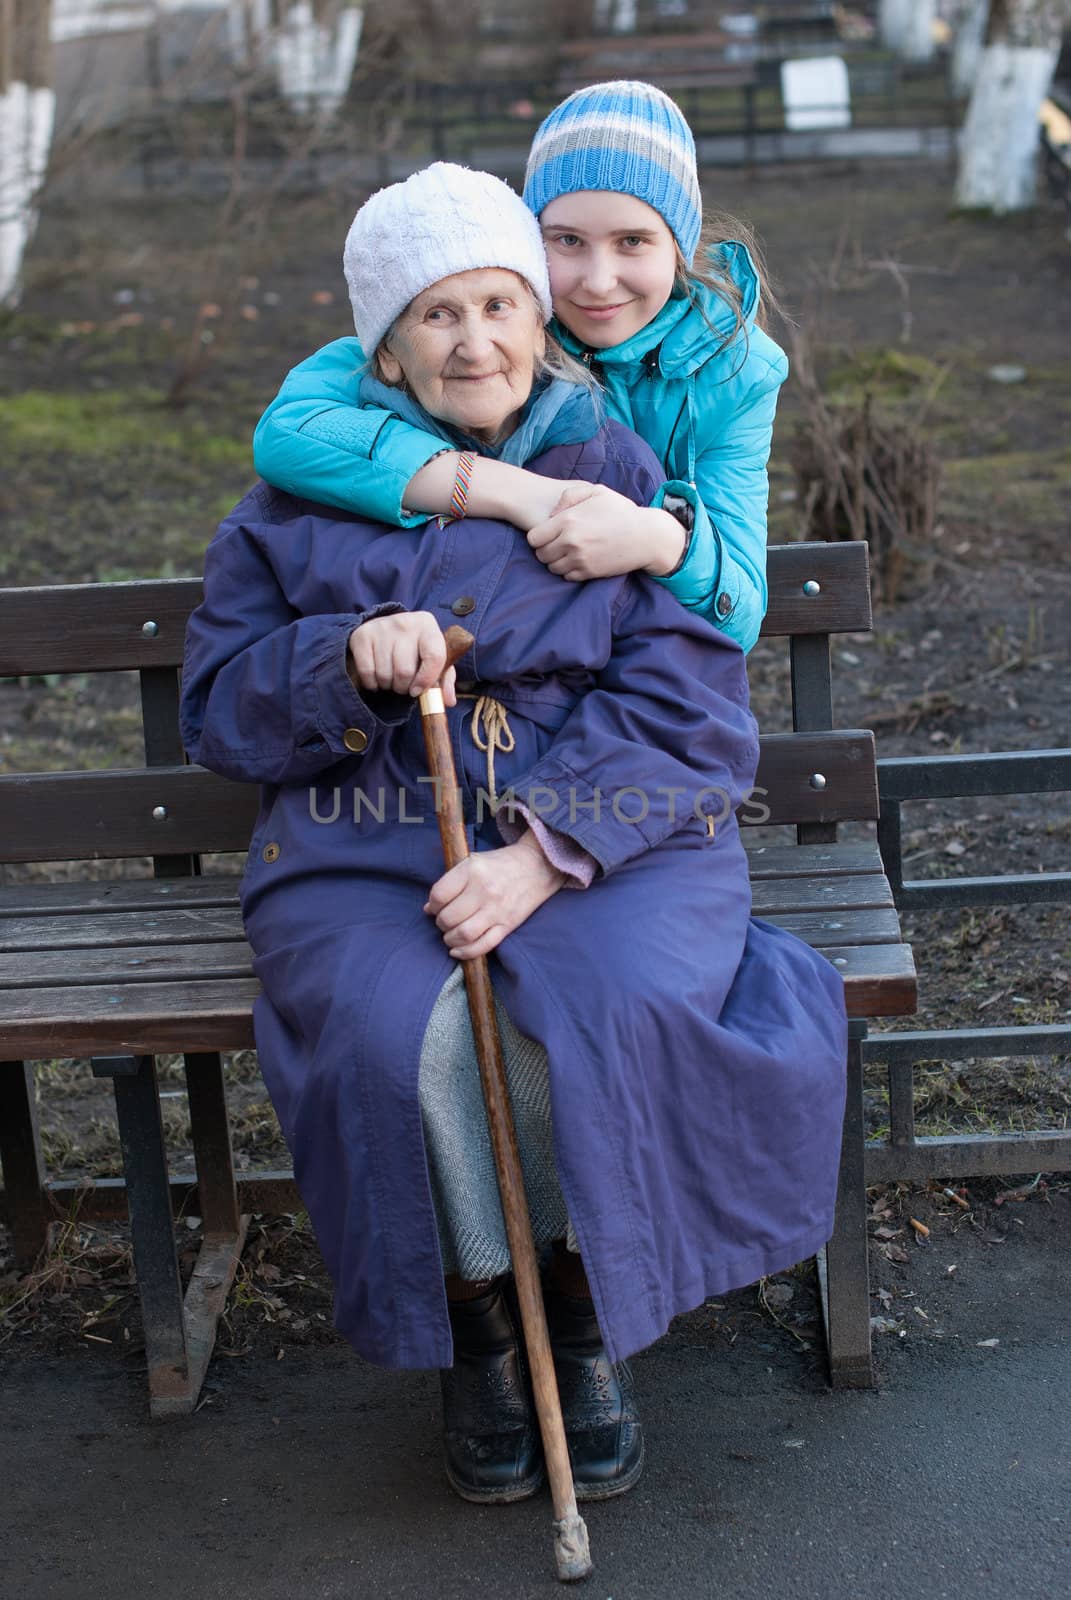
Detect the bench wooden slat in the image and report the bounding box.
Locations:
[0,579,202,675]
[744,842,884,879]
[764,907,902,947]
[0,942,253,988]
[753,731,878,826]
[0,543,868,679]
[0,906,245,953]
[0,867,892,947]
[751,871,893,915]
[0,905,903,991]
[0,938,916,1056]
[818,943,918,1018]
[0,767,258,861]
[0,729,880,862]
[0,875,243,918]
[761,543,872,638]
[0,977,260,1056]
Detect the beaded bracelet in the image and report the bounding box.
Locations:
[435,451,477,529]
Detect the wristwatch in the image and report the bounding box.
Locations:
[662,493,695,576]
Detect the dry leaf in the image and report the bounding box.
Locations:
[944,839,966,857]
[763,1282,795,1310]
[873,1225,902,1241]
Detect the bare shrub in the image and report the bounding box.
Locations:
[788,333,942,604]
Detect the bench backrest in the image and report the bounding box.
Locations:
[0,542,876,865]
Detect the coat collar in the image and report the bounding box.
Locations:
[556,240,761,380]
[357,372,599,465]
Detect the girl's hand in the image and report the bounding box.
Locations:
[527,484,686,581]
[347,612,457,704]
[424,832,565,959]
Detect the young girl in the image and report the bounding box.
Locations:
[252,80,787,654]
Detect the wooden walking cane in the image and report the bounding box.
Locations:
[418,625,593,1585]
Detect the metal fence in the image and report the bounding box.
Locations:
[864,748,1071,1186]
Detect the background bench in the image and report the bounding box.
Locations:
[0,540,915,1413]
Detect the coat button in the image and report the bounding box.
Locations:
[451,596,476,616]
[343,727,369,753]
[716,592,732,617]
[262,842,281,863]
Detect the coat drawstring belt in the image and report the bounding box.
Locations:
[686,372,697,486]
[457,692,514,804]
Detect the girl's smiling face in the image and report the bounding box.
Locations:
[541,191,679,349]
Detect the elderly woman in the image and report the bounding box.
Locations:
[180,164,847,1508]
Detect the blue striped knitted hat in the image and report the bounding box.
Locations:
[523,80,702,265]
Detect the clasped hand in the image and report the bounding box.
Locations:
[527,482,685,582]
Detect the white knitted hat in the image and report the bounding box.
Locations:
[343,162,553,357]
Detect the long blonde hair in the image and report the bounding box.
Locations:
[674,211,784,359]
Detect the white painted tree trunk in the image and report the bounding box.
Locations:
[955,39,1060,208]
[225,0,272,68]
[274,2,364,117]
[951,0,990,95]
[887,0,938,61]
[610,0,638,34]
[0,1,54,308]
[879,0,937,62]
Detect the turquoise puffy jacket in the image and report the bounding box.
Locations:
[252,242,787,653]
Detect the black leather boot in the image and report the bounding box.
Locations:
[544,1286,645,1501]
[439,1282,544,1504]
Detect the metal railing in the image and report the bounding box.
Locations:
[864,748,1071,1185]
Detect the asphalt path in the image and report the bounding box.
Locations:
[5,1257,1069,1600]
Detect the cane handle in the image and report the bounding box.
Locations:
[441,624,474,673]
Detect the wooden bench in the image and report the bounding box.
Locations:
[0,540,916,1413]
[555,31,759,97]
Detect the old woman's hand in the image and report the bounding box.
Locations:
[424,830,565,959]
[347,612,457,705]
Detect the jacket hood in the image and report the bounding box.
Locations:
[556,239,762,379]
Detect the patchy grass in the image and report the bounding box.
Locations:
[942,444,1071,526]
[0,388,250,465]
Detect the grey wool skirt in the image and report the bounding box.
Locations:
[419,965,578,1280]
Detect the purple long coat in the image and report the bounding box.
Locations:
[181,422,848,1370]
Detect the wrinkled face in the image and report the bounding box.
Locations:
[541,191,679,349]
[378,268,546,442]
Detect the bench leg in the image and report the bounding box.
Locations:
[92,1055,248,1420]
[184,1052,241,1237]
[818,1021,875,1389]
[0,1062,50,1269]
